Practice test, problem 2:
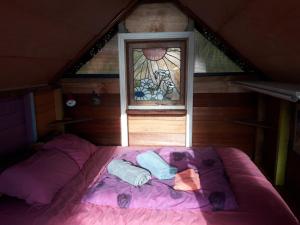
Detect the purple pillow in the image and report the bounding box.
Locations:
[0,149,79,205]
[43,134,97,169]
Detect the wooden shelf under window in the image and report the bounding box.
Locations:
[233,119,272,129]
[126,109,187,116]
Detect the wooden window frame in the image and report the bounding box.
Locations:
[118,32,195,147]
[126,40,187,107]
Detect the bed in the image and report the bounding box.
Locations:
[0,143,298,225]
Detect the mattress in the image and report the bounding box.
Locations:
[0,146,298,225]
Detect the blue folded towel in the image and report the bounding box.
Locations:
[107,159,151,186]
[136,151,177,180]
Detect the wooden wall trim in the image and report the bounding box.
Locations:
[62,72,257,79]
[127,109,186,116]
[0,84,56,99]
[61,78,119,94]
[61,75,255,94]
[193,76,250,93]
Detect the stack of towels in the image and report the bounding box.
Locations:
[107,150,200,191]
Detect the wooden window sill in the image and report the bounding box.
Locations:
[126,109,186,116]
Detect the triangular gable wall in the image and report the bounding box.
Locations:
[64,2,258,77]
[194,30,242,73]
[76,35,119,75]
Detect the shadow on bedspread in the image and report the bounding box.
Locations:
[82,147,237,211]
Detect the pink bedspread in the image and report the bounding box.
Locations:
[83,147,238,211]
[0,146,298,225]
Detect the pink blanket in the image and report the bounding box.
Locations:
[82,147,238,211]
[0,146,298,225]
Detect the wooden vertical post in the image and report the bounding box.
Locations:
[275,100,291,186]
[54,88,63,120]
[54,88,64,133]
[24,92,38,143]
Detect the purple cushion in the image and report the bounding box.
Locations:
[43,134,97,169]
[0,149,79,205]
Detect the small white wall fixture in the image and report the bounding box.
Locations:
[118,32,195,147]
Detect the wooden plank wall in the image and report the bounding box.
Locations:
[61,75,258,155]
[64,94,121,145]
[193,93,257,156]
[62,78,121,145]
[34,88,63,139]
[128,115,186,146]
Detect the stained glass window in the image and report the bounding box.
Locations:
[127,41,186,106]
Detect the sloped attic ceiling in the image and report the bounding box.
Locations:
[181,0,300,82]
[0,0,134,90]
[0,0,300,90]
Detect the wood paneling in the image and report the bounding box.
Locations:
[64,94,121,145]
[34,89,58,138]
[125,3,188,33]
[193,106,255,120]
[193,93,257,156]
[128,115,186,146]
[60,75,254,94]
[77,36,119,74]
[129,133,185,146]
[61,79,257,153]
[61,78,119,94]
[193,93,256,107]
[193,75,255,93]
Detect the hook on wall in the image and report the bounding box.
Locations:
[65,93,77,108]
[91,90,101,106]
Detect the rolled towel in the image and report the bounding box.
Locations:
[107,159,151,186]
[137,151,177,180]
